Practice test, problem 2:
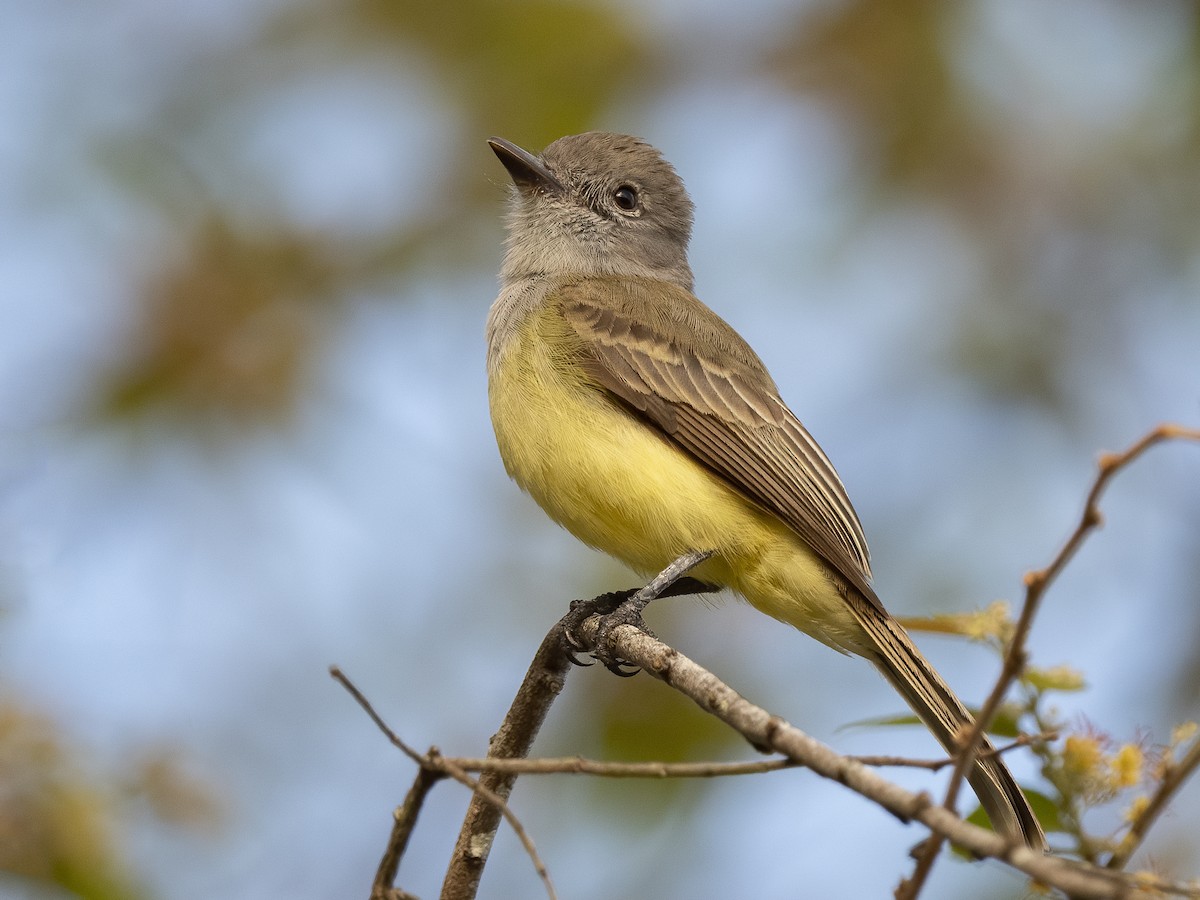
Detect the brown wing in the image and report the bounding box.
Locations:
[558,277,882,610]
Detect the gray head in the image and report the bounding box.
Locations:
[489,132,695,290]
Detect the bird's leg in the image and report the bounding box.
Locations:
[561,550,717,675]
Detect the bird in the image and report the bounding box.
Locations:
[484,130,1045,850]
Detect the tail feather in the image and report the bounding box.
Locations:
[855,604,1046,850]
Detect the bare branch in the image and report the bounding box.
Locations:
[439,625,573,900]
[569,615,1200,899]
[332,665,560,900]
[857,732,1055,773]
[447,754,795,778]
[894,834,941,900]
[433,751,557,900]
[371,767,440,900]
[436,731,1052,779]
[332,665,428,765]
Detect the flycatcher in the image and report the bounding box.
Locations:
[485,131,1045,850]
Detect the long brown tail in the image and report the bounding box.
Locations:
[854,602,1046,850]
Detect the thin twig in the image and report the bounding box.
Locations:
[1107,737,1200,871]
[331,666,559,900]
[858,732,1055,773]
[372,766,441,900]
[433,752,557,900]
[905,424,1200,899]
[962,425,1200,788]
[447,755,795,777]
[332,665,428,765]
[894,813,943,900]
[438,731,1053,779]
[894,835,941,900]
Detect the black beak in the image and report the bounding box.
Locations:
[488,137,564,194]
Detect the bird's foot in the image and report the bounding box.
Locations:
[561,590,639,673]
[560,551,718,675]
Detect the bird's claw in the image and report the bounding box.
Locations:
[560,590,635,668]
[589,600,659,673]
[557,555,718,673]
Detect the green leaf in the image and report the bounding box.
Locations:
[955,788,1058,857]
[1023,789,1064,834]
[1024,665,1088,693]
[840,705,1022,738]
[837,712,923,732]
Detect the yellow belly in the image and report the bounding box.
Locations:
[488,305,871,655]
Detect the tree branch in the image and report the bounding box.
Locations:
[346,423,1200,899]
[332,665,560,900]
[445,754,795,778]
[439,624,573,900]
[568,616,1200,899]
[435,731,1051,779]
[371,766,440,900]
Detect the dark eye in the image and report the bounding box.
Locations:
[613,184,639,211]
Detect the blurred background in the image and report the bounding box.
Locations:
[2,0,1199,897]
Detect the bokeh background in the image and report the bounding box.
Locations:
[3,0,1199,897]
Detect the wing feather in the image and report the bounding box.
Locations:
[560,278,880,609]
